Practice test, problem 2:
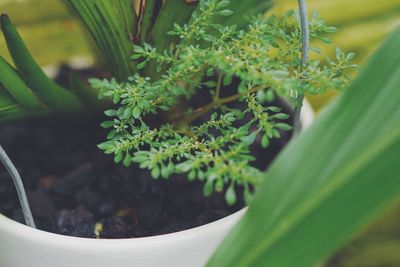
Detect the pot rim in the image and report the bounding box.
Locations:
[0,209,246,247]
[0,100,314,245]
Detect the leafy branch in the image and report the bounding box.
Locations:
[92,0,356,204]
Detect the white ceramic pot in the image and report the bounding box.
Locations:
[0,101,314,267]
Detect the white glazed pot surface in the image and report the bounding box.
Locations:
[0,101,314,267]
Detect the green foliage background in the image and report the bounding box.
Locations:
[0,0,399,266]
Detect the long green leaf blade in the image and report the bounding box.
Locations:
[0,14,84,113]
[0,83,19,112]
[208,27,400,267]
[67,0,137,80]
[139,0,163,44]
[0,56,42,110]
[0,109,48,124]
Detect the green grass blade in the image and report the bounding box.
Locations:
[0,56,43,110]
[0,14,84,113]
[67,0,137,80]
[207,26,400,267]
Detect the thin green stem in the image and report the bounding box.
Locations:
[215,73,223,100]
[182,85,266,125]
[0,145,36,228]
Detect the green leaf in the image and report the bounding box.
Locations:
[324,26,337,33]
[161,164,170,179]
[68,73,101,110]
[123,153,132,167]
[100,121,114,128]
[274,122,292,131]
[214,0,273,28]
[271,113,290,120]
[149,0,197,52]
[67,0,137,80]
[208,27,400,267]
[145,0,198,77]
[0,56,42,110]
[225,185,237,206]
[218,10,234,16]
[139,0,163,44]
[261,134,270,148]
[0,14,84,113]
[151,165,161,179]
[203,179,214,197]
[114,152,123,163]
[0,83,47,123]
[241,131,257,146]
[0,83,23,122]
[0,109,47,124]
[0,84,16,110]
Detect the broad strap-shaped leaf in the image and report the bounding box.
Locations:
[207,27,400,267]
[0,83,47,123]
[0,83,19,113]
[67,0,137,80]
[0,56,43,110]
[139,0,163,44]
[1,14,84,113]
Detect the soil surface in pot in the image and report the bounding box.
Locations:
[0,107,292,239]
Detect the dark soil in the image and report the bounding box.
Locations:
[0,73,293,239]
[0,115,291,239]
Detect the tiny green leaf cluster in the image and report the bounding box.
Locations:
[91,0,356,205]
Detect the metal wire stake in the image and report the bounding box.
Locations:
[0,145,36,228]
[293,0,310,136]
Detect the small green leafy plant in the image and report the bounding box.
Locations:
[91,0,356,205]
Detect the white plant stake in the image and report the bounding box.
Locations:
[294,0,310,136]
[0,145,36,228]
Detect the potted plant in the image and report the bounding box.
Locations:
[1,0,399,266]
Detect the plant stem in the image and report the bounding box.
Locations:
[215,73,223,100]
[182,85,266,125]
[0,145,36,228]
[293,0,310,136]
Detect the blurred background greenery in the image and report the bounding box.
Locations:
[0,0,399,266]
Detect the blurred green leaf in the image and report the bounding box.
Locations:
[1,14,84,113]
[68,73,104,110]
[0,83,18,112]
[0,82,47,123]
[215,0,273,27]
[0,55,42,110]
[208,26,400,267]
